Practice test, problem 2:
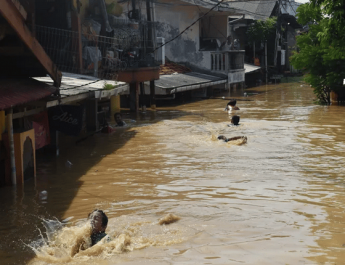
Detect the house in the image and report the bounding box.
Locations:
[118,0,301,93]
[0,0,130,186]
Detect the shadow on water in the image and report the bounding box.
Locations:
[0,107,213,264]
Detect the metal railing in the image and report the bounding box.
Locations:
[210,50,245,73]
[35,20,158,80]
[210,50,245,84]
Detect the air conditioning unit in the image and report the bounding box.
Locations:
[156,37,165,65]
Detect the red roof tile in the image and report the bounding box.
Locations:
[0,78,57,110]
[159,62,191,75]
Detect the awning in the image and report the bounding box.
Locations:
[154,72,227,94]
[245,63,261,74]
[34,72,128,107]
[0,78,57,110]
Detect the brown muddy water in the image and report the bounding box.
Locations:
[1,82,345,265]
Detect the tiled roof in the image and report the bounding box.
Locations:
[0,78,57,110]
[159,61,192,75]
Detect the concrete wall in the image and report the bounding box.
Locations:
[154,1,210,71]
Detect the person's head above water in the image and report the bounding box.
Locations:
[88,209,108,234]
[225,99,239,111]
[227,99,237,107]
[231,115,240,125]
[114,112,124,126]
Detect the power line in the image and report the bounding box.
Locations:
[153,0,227,51]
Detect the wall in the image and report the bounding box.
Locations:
[286,25,297,72]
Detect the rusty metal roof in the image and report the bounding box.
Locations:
[0,78,57,110]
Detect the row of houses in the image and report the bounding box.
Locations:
[0,0,301,187]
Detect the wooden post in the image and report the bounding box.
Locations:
[140,82,146,112]
[150,80,156,109]
[7,109,16,186]
[265,41,268,84]
[130,82,139,112]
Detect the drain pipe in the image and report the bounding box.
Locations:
[7,108,16,185]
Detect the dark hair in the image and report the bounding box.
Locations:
[227,99,237,106]
[231,115,240,125]
[89,209,108,227]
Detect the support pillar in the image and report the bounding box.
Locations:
[140,82,146,112]
[150,80,156,109]
[7,109,16,186]
[0,111,5,141]
[110,95,121,120]
[130,82,139,112]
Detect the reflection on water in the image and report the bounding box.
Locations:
[1,82,345,264]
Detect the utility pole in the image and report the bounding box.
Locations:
[274,0,282,67]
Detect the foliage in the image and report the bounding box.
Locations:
[247,17,277,65]
[246,17,277,44]
[103,82,117,90]
[290,0,345,104]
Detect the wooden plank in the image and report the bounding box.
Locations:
[0,0,62,86]
[11,0,27,20]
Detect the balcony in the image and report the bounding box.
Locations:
[210,50,245,84]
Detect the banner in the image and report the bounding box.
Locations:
[49,105,84,136]
[31,111,50,150]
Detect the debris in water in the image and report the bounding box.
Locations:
[158,214,181,225]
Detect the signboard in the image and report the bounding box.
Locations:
[31,111,50,150]
[49,105,84,136]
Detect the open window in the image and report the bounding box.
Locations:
[199,15,228,51]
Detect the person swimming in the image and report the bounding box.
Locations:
[230,115,240,126]
[217,135,247,143]
[224,99,240,113]
[88,209,108,246]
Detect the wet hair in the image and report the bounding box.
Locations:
[231,115,240,125]
[88,209,108,227]
[227,99,237,107]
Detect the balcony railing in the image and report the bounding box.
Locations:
[35,20,158,80]
[210,50,245,84]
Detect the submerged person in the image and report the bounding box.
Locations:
[218,135,247,143]
[225,99,240,113]
[88,209,109,246]
[114,112,126,127]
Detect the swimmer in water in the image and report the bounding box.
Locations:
[230,115,240,126]
[114,112,126,127]
[224,99,240,112]
[88,209,108,246]
[218,135,247,143]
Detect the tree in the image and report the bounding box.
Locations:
[290,0,345,104]
[247,17,277,65]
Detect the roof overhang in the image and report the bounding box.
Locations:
[0,0,61,86]
[0,78,57,110]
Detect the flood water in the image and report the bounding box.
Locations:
[1,81,345,265]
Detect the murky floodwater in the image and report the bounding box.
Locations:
[1,81,345,265]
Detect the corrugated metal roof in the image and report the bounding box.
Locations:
[154,72,227,93]
[0,78,57,110]
[181,0,277,20]
[34,72,127,99]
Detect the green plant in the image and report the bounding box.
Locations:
[290,1,345,104]
[103,82,117,90]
